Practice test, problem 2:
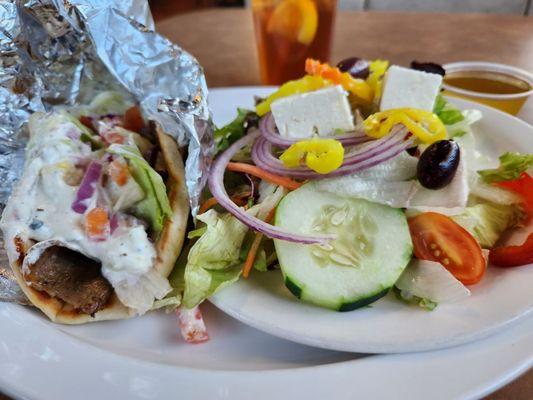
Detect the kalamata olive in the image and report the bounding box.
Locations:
[337,57,370,79]
[417,140,460,189]
[410,61,446,76]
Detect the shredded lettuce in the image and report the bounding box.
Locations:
[214,108,257,154]
[77,91,133,116]
[395,259,470,310]
[108,144,172,234]
[180,210,250,308]
[451,201,524,248]
[478,152,533,184]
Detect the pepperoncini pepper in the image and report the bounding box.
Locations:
[280,138,345,174]
[256,75,331,116]
[366,59,389,101]
[363,108,447,144]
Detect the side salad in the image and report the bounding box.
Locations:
[168,57,533,342]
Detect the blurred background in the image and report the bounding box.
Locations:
[150,0,531,19]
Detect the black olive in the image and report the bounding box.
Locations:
[410,61,446,76]
[337,57,370,79]
[417,140,460,189]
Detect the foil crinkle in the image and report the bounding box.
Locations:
[0,0,214,302]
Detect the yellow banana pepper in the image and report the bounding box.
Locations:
[363,108,447,144]
[256,75,331,116]
[366,60,389,101]
[280,138,344,174]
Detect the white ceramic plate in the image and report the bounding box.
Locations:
[210,87,533,354]
[1,301,533,400]
[0,87,532,400]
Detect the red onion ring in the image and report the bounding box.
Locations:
[260,113,371,148]
[259,125,405,170]
[252,126,414,179]
[208,130,335,244]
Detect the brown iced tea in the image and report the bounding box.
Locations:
[252,0,337,85]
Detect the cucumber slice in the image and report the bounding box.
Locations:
[274,183,413,311]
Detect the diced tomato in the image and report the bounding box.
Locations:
[102,131,126,144]
[408,212,486,285]
[79,116,94,131]
[85,208,110,241]
[490,233,533,267]
[496,173,533,218]
[109,159,129,186]
[123,106,145,133]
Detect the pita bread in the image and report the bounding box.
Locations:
[3,121,189,324]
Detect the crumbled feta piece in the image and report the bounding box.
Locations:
[380,65,443,111]
[270,85,355,139]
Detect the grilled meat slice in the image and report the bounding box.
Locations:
[25,246,113,315]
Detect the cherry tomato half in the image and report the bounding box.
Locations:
[408,212,486,285]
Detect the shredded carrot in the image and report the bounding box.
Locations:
[226,162,303,190]
[199,191,251,214]
[109,159,129,186]
[242,207,277,279]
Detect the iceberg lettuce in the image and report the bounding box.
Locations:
[451,201,524,248]
[478,152,533,184]
[108,144,172,234]
[181,210,250,308]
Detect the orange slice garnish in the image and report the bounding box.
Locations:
[267,0,318,45]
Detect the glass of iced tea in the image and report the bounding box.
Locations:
[252,0,337,85]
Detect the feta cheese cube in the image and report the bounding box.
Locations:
[380,65,443,111]
[270,85,355,139]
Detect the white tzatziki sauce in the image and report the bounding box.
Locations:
[0,112,170,314]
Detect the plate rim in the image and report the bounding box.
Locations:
[1,300,532,400]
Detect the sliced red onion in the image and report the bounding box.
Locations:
[260,113,371,148]
[72,161,102,214]
[244,173,256,201]
[252,126,413,179]
[208,130,334,244]
[258,125,405,171]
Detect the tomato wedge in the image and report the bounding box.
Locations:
[123,105,145,133]
[490,233,533,267]
[408,212,486,285]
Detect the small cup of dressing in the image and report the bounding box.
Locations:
[442,61,533,115]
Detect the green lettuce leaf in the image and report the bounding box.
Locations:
[434,95,464,125]
[108,144,172,234]
[451,200,524,248]
[76,91,134,116]
[392,286,437,311]
[433,95,483,138]
[214,108,257,154]
[478,152,533,184]
[181,210,250,308]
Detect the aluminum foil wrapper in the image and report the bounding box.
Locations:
[0,0,214,302]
